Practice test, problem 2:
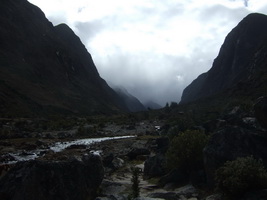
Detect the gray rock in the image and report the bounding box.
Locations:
[0,154,104,200]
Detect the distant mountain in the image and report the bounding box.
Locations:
[113,87,146,112]
[0,0,129,116]
[180,13,267,104]
[143,101,162,110]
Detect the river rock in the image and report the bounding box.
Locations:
[203,125,267,187]
[0,154,104,200]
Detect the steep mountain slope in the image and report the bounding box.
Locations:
[113,87,146,112]
[0,0,128,116]
[180,13,267,104]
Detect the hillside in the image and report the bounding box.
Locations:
[180,13,267,104]
[0,0,129,117]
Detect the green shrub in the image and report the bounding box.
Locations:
[166,130,209,171]
[128,167,141,200]
[215,156,267,198]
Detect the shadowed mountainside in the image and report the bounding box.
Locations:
[0,0,131,117]
[180,13,267,104]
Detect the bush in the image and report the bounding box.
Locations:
[215,156,267,198]
[128,167,141,200]
[166,130,209,171]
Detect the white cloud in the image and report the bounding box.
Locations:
[29,0,267,105]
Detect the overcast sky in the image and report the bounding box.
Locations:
[28,0,267,106]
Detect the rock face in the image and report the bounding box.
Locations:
[203,126,267,186]
[0,154,104,200]
[0,0,129,116]
[181,13,267,103]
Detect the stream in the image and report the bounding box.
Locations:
[1,135,135,164]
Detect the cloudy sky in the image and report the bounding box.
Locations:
[28,0,267,106]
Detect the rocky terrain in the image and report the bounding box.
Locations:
[1,0,267,200]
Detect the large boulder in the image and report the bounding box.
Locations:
[144,153,166,178]
[0,154,104,200]
[203,126,267,187]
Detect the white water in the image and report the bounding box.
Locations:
[2,135,136,164]
[50,135,135,152]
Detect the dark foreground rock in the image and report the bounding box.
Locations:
[144,153,166,178]
[0,154,104,200]
[203,125,267,186]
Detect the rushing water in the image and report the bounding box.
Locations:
[2,135,135,164]
[50,135,135,152]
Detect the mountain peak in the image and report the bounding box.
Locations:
[180,13,267,104]
[0,0,129,116]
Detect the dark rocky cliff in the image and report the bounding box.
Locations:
[0,0,128,116]
[180,13,267,104]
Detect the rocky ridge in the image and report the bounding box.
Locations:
[180,13,267,104]
[0,0,146,116]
